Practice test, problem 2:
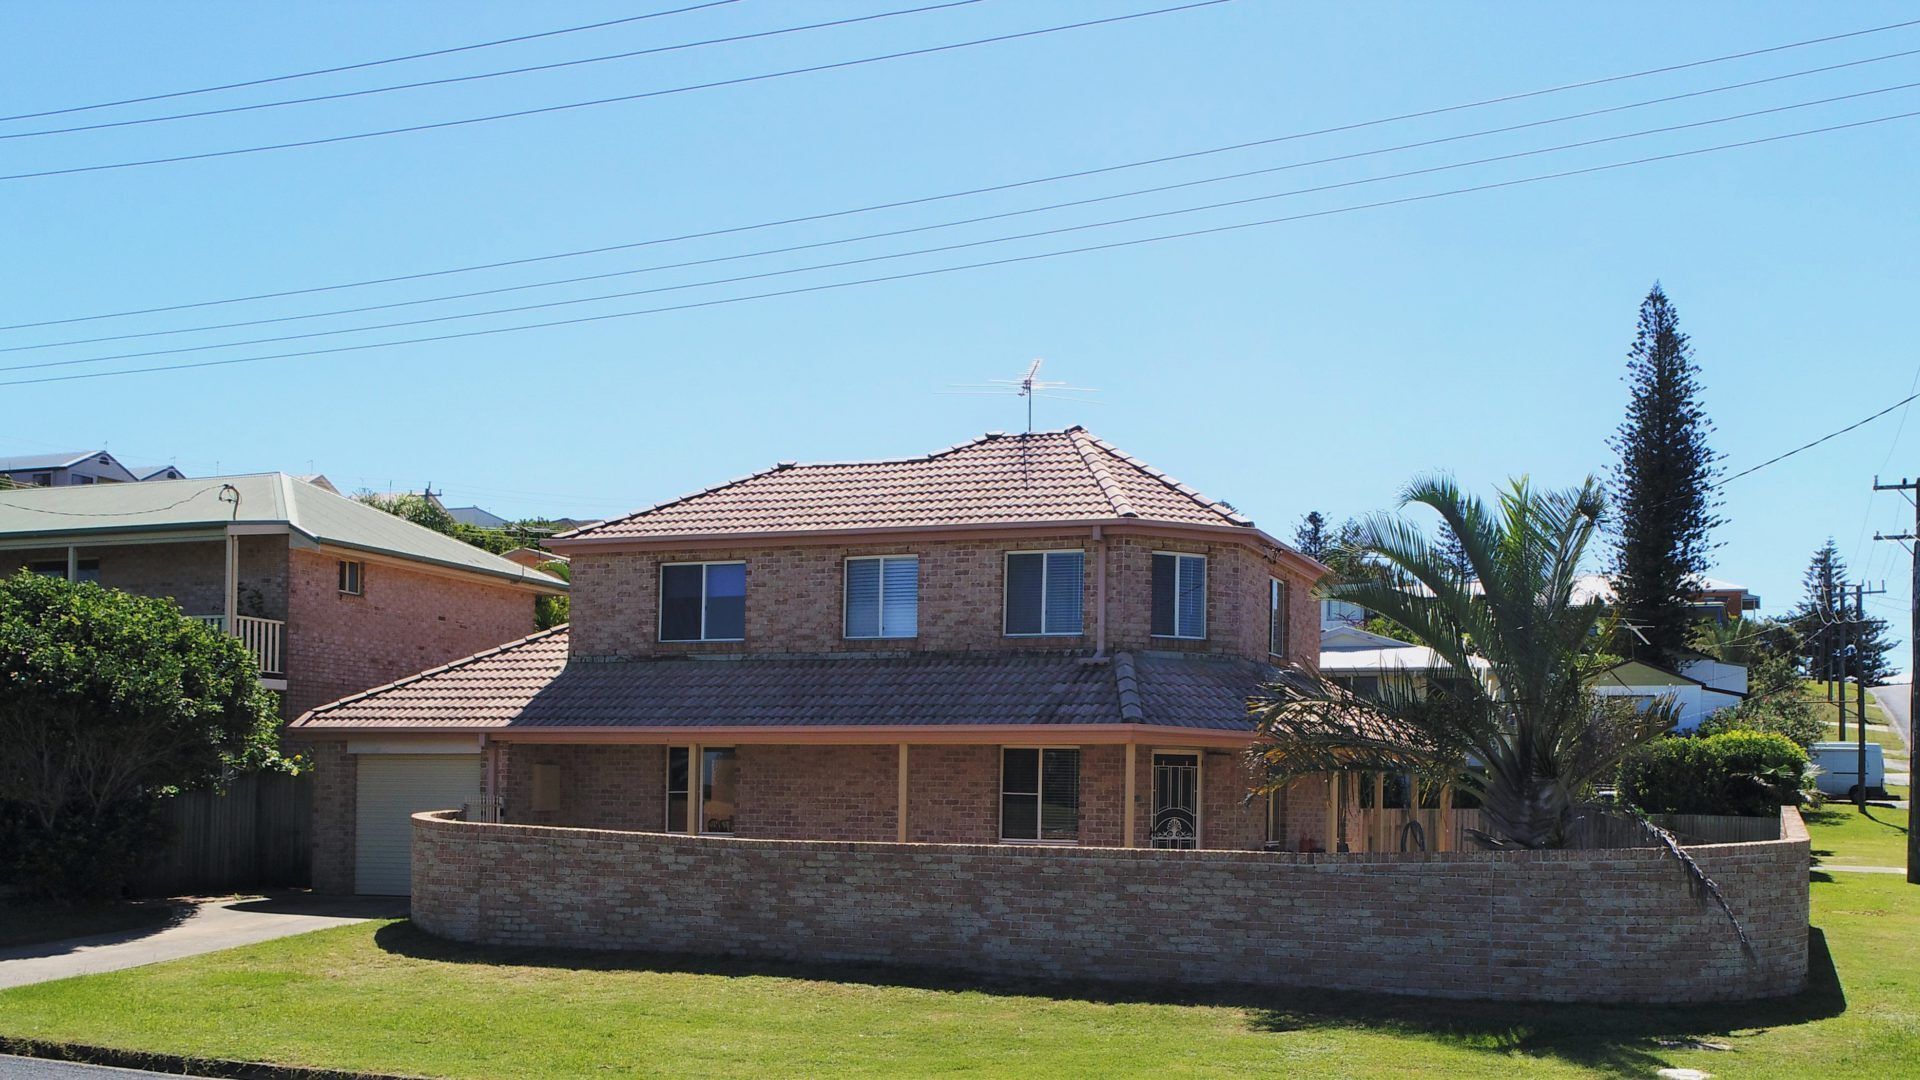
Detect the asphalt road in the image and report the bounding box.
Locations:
[1871,681,1912,749]
[0,1056,202,1079]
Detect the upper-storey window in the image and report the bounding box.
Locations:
[337,559,364,595]
[1151,552,1206,639]
[1004,550,1084,636]
[1269,577,1289,658]
[661,561,746,642]
[844,555,918,639]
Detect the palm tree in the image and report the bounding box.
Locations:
[1252,476,1677,849]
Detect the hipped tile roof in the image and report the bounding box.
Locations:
[555,428,1255,541]
[290,626,1283,734]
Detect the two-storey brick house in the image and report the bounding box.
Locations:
[0,473,567,721]
[291,429,1332,895]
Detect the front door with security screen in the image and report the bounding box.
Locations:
[1151,752,1199,849]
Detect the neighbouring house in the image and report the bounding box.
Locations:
[445,504,510,530]
[0,473,568,719]
[1571,572,1761,624]
[289,427,1338,895]
[1592,657,1747,729]
[1318,623,1489,698]
[0,449,152,487]
[501,546,564,570]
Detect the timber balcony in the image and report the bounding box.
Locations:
[192,614,286,678]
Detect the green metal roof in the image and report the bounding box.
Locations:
[0,473,565,591]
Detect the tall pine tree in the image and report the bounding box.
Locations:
[1294,511,1330,561]
[1608,284,1722,667]
[1789,540,1897,685]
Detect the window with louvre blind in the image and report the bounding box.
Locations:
[1003,550,1084,636]
[1150,552,1206,639]
[1000,747,1080,842]
[844,555,919,639]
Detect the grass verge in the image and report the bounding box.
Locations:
[0,867,1913,1077]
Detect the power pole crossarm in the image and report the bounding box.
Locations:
[1870,475,1919,885]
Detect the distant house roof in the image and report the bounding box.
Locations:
[0,473,564,590]
[1571,573,1759,608]
[128,465,187,481]
[445,505,510,530]
[0,451,101,472]
[290,627,1283,735]
[298,474,339,494]
[1319,624,1487,676]
[1593,658,1747,698]
[554,428,1289,549]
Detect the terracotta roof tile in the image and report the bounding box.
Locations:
[555,428,1252,541]
[290,627,1285,735]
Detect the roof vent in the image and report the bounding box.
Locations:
[774,460,797,470]
[984,430,1006,439]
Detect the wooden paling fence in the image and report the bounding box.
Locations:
[132,771,312,896]
[1346,806,1780,853]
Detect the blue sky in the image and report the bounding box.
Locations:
[3,2,1917,665]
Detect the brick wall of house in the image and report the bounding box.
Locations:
[300,739,355,895]
[283,549,538,717]
[413,807,1810,1004]
[0,536,288,620]
[495,740,1283,850]
[735,744,898,841]
[499,744,665,832]
[567,531,1318,669]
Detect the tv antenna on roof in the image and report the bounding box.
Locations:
[943,358,1100,433]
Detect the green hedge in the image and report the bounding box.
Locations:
[1617,730,1807,817]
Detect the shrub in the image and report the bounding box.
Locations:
[1617,730,1807,817]
[0,571,281,899]
[1696,692,1823,751]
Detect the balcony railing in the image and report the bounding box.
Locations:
[192,614,286,678]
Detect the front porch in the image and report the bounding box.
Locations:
[487,738,1321,852]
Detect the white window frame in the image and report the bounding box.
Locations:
[1269,577,1288,658]
[843,554,919,640]
[1151,551,1208,640]
[998,745,1082,844]
[658,560,747,643]
[337,559,364,596]
[1002,549,1085,638]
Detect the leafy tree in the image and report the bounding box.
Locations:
[535,560,570,630]
[1251,477,1675,849]
[354,491,567,558]
[0,572,282,898]
[1608,284,1722,668]
[1691,617,1801,696]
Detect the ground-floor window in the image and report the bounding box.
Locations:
[667,747,737,834]
[1000,747,1079,842]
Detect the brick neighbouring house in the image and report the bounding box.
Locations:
[0,472,567,721]
[290,428,1338,895]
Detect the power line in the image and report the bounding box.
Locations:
[8,16,1913,334]
[1718,391,1920,488]
[14,46,1914,357]
[0,0,990,142]
[0,0,1235,184]
[12,80,1917,375]
[0,0,743,125]
[6,105,1914,389]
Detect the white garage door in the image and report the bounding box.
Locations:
[354,754,482,896]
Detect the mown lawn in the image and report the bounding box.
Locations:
[1805,802,1911,869]
[0,853,1916,1078]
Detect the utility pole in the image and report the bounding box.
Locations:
[1871,475,1920,884]
[1853,582,1888,810]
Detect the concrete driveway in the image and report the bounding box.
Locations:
[0,894,404,991]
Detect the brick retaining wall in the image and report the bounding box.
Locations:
[410,807,1809,1004]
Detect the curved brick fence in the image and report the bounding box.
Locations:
[411,807,1809,1004]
